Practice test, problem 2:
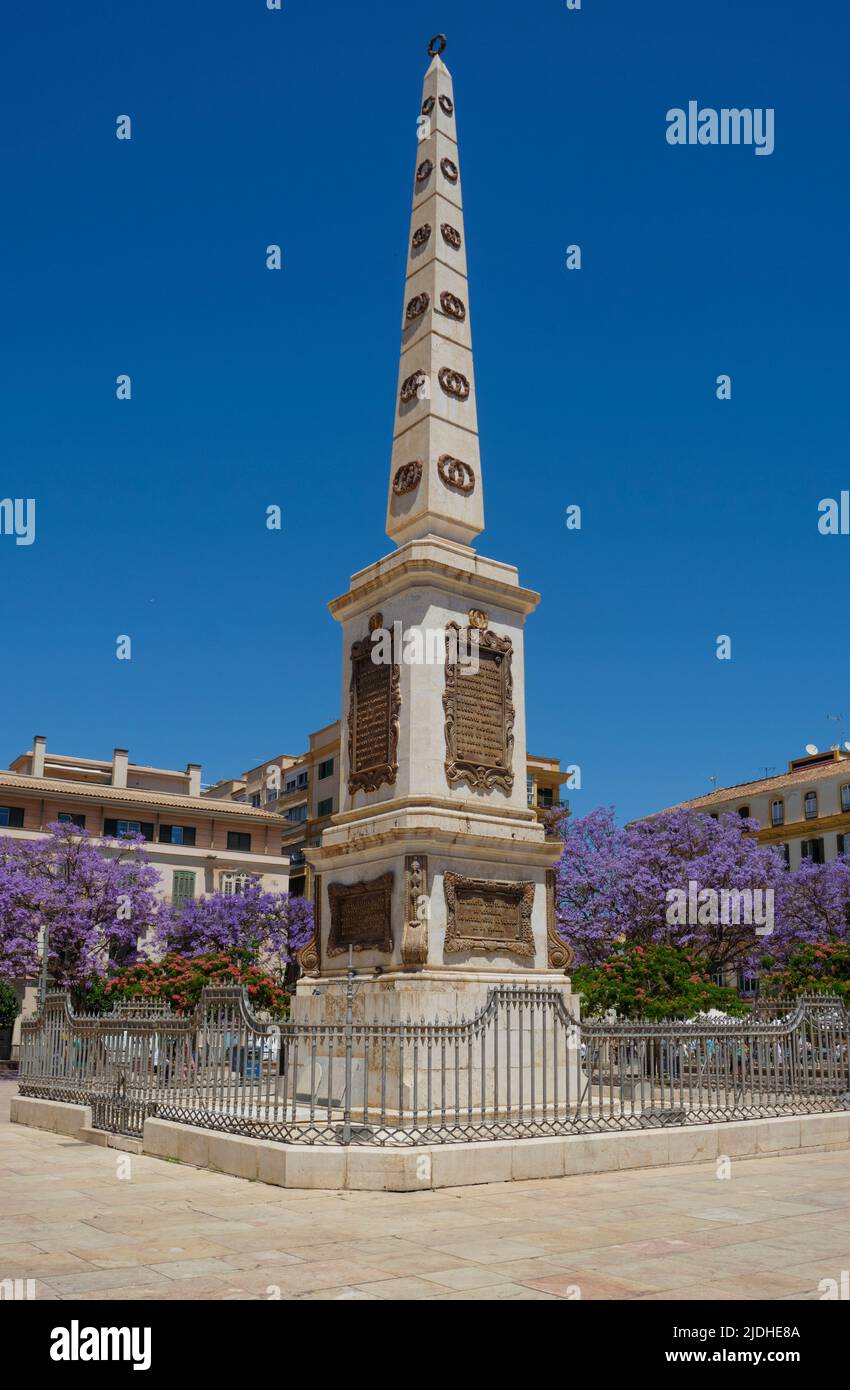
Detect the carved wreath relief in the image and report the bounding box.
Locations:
[347,616,400,795]
[437,367,469,401]
[437,454,475,494]
[392,461,422,496]
[406,292,430,321]
[400,370,427,405]
[440,157,458,184]
[441,223,461,249]
[443,621,515,793]
[412,223,432,250]
[443,872,535,959]
[439,291,465,321]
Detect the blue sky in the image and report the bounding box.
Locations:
[2,0,848,823]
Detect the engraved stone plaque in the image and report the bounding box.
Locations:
[348,632,400,795]
[443,872,535,959]
[443,624,514,793]
[327,873,394,956]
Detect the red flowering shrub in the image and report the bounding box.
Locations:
[105,952,290,1018]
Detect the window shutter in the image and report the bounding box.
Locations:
[171,870,196,905]
[159,825,172,844]
[182,827,196,847]
[838,834,846,856]
[103,818,118,837]
[140,822,155,842]
[8,807,24,829]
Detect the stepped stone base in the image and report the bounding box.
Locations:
[12,1097,850,1191]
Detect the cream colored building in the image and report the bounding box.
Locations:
[662,747,850,868]
[0,736,293,1057]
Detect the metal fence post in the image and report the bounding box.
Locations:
[342,944,354,1145]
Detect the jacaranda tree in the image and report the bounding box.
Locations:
[159,881,314,974]
[555,807,790,970]
[0,822,163,998]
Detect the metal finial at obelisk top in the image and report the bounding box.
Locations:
[427,34,447,58]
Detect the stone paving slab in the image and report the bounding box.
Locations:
[1,1079,849,1301]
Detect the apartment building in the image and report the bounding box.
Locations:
[1,736,291,903]
[204,722,341,899]
[0,736,293,1056]
[661,746,850,869]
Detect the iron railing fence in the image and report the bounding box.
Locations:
[18,982,850,1145]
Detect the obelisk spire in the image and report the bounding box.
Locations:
[385,36,485,549]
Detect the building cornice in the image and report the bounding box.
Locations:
[0,772,285,824]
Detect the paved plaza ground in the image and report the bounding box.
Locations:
[1,1079,849,1301]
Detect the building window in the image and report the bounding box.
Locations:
[710,967,726,987]
[526,775,534,807]
[770,799,784,827]
[537,787,554,808]
[838,834,847,857]
[286,804,307,824]
[226,831,252,852]
[737,969,759,997]
[318,758,334,779]
[841,784,850,814]
[801,838,825,864]
[103,818,155,841]
[738,805,750,819]
[780,843,791,868]
[250,793,261,807]
[804,791,818,820]
[317,797,333,817]
[221,871,253,896]
[159,825,196,847]
[171,870,196,905]
[57,812,86,828]
[0,806,25,828]
[296,771,308,788]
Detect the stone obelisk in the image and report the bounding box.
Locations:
[295,37,574,1025]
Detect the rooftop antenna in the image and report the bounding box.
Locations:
[708,775,717,790]
[827,714,845,749]
[759,765,776,779]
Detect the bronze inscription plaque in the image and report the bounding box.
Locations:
[348,632,400,795]
[327,873,394,956]
[455,646,506,766]
[443,625,515,793]
[443,872,535,959]
[353,654,390,771]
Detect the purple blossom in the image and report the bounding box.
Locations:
[159,882,314,970]
[0,822,163,992]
